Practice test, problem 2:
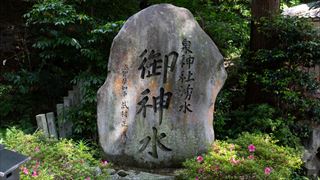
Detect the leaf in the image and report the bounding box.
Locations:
[70,38,81,49]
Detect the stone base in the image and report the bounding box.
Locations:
[106,168,179,180]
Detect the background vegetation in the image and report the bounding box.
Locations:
[1,0,320,178]
[179,133,303,179]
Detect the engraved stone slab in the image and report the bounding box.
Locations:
[97,4,227,168]
[36,114,49,137]
[46,112,58,138]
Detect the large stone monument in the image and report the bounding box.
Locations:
[97,4,227,168]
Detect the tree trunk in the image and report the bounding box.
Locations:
[246,0,280,105]
[250,0,280,51]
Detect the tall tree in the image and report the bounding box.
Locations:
[250,0,280,51]
[246,0,280,105]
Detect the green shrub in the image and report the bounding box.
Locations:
[179,133,302,179]
[150,0,250,58]
[214,15,320,150]
[3,128,110,179]
[10,0,130,138]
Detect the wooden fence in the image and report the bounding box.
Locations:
[35,85,82,138]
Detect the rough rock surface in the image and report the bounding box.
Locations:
[303,127,320,178]
[97,3,227,168]
[107,169,176,180]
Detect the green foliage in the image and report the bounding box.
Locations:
[0,85,13,118]
[215,16,319,150]
[250,16,320,122]
[23,0,130,68]
[0,83,35,132]
[24,0,91,61]
[216,103,307,148]
[24,0,88,26]
[73,0,139,22]
[2,4,319,178]
[4,70,39,94]
[1,66,69,130]
[199,0,250,58]
[65,73,107,139]
[150,0,250,58]
[1,0,135,136]
[3,128,110,179]
[179,133,303,180]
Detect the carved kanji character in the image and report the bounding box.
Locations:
[138,49,162,79]
[182,38,193,54]
[136,89,152,118]
[179,101,193,113]
[139,127,172,159]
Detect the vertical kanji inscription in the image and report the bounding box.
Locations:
[179,38,195,113]
[136,48,178,158]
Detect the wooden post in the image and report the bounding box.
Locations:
[36,114,49,137]
[68,90,75,107]
[64,96,71,107]
[63,97,73,137]
[73,85,81,105]
[78,81,84,103]
[46,112,58,138]
[56,103,65,138]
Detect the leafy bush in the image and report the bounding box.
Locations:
[214,15,319,150]
[179,133,303,180]
[1,0,132,136]
[216,103,308,148]
[251,16,320,122]
[150,0,250,58]
[1,0,136,140]
[3,128,110,179]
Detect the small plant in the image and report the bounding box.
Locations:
[3,128,110,179]
[179,133,302,179]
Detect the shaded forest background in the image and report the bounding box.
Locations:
[1,0,320,150]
